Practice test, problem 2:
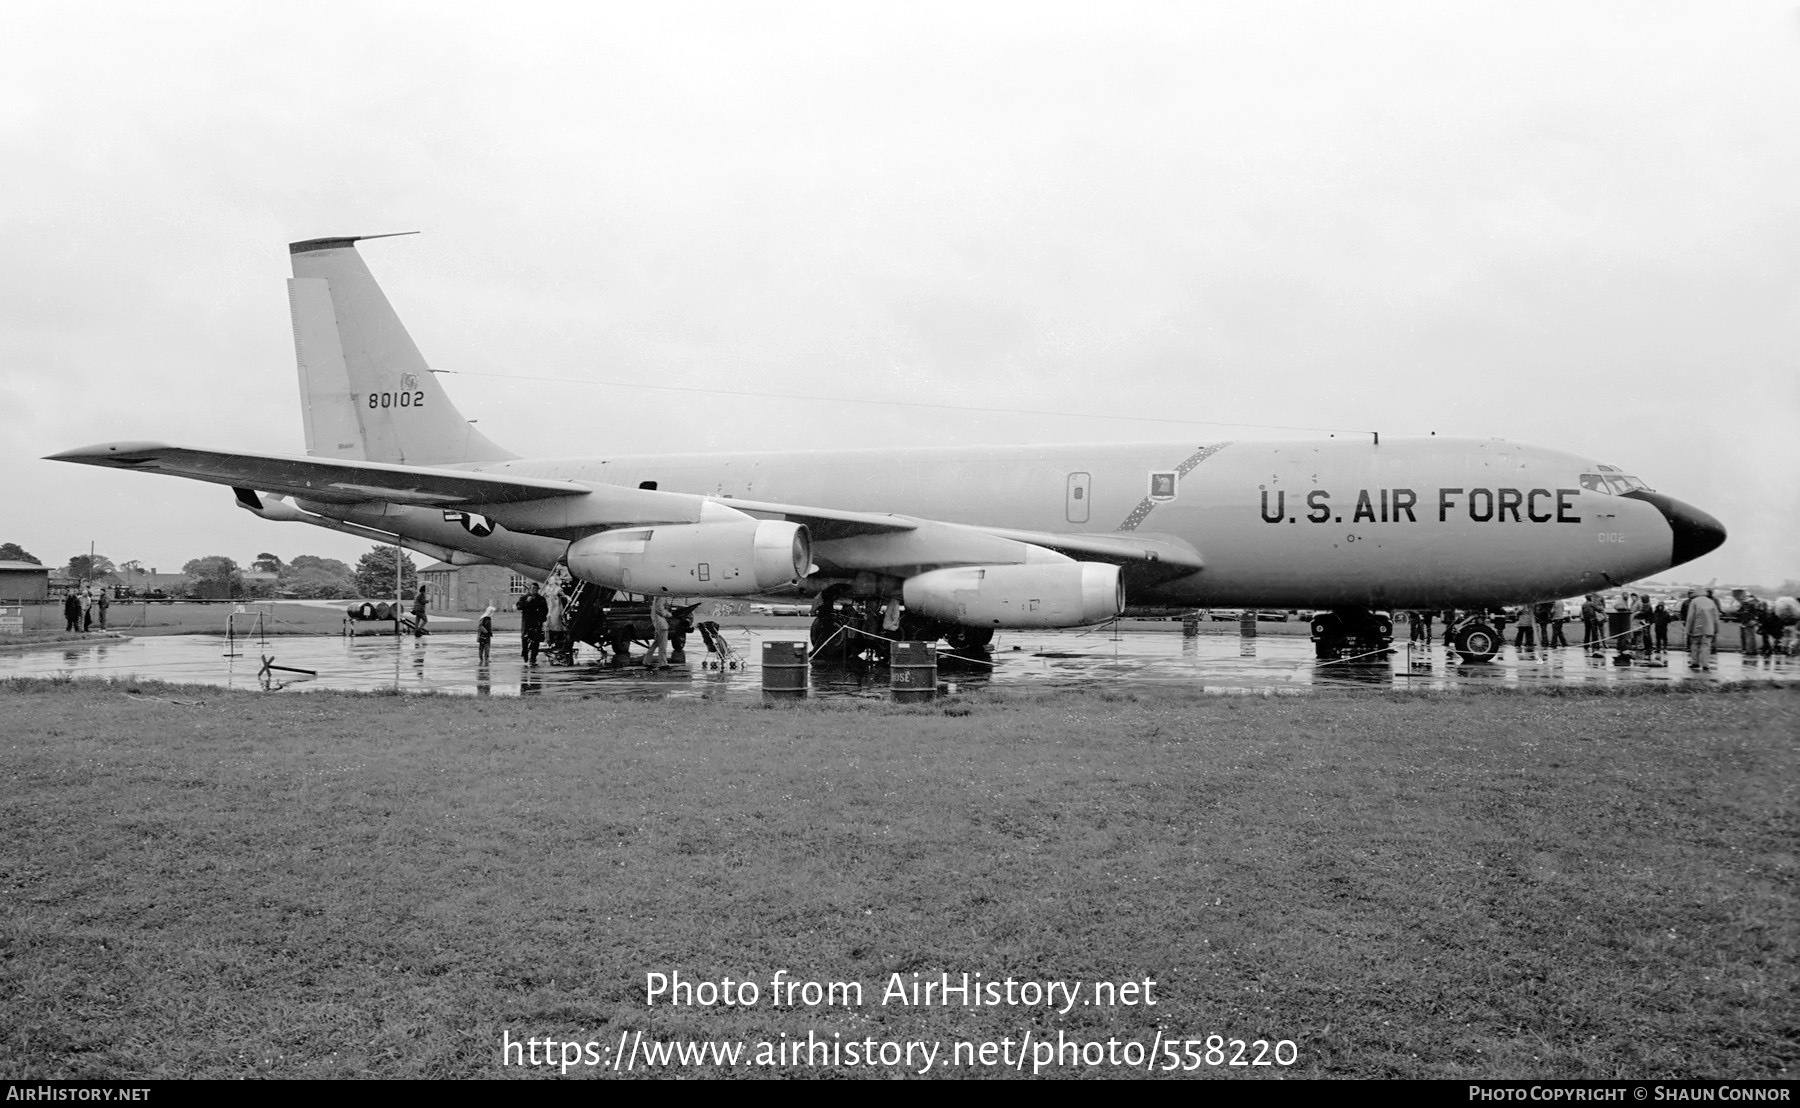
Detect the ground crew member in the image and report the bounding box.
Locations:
[544,579,567,663]
[648,594,673,668]
[516,583,548,665]
[411,583,429,637]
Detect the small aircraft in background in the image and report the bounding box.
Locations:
[50,236,1726,663]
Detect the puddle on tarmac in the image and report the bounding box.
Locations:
[1,626,1792,699]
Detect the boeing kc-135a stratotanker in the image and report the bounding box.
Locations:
[48,236,1727,663]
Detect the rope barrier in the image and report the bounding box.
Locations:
[812,623,1000,668]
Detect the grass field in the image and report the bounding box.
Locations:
[0,679,1792,1079]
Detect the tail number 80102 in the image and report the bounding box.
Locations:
[369,391,426,409]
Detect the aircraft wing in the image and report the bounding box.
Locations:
[45,441,590,506]
[710,497,1202,584]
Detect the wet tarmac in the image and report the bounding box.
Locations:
[1,626,1794,699]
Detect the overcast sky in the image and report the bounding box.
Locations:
[4,2,1795,588]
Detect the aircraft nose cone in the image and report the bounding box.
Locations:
[1668,499,1727,567]
[1628,491,1726,568]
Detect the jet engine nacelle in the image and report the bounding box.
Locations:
[566,520,810,596]
[902,562,1124,628]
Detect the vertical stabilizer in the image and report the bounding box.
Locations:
[287,236,515,465]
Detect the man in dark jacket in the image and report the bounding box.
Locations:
[515,583,548,665]
[1581,596,1602,651]
[62,589,82,632]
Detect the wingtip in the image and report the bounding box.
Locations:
[45,440,174,462]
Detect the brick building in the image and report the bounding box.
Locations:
[417,562,524,612]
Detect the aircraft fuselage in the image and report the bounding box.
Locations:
[324,434,1712,610]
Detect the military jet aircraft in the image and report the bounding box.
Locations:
[49,236,1726,663]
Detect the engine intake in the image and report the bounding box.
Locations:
[567,520,809,596]
[902,562,1123,628]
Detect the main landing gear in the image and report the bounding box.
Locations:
[808,587,995,659]
[1310,610,1393,661]
[1447,619,1501,664]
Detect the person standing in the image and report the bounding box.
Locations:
[1513,604,1536,653]
[1410,610,1432,643]
[1731,591,1760,656]
[1683,587,1721,672]
[476,603,494,665]
[515,583,548,665]
[1757,602,1783,657]
[95,586,110,631]
[410,583,429,638]
[1608,592,1634,654]
[1636,594,1655,653]
[1581,595,1602,652]
[1546,599,1568,648]
[647,594,673,668]
[544,579,567,663]
[1653,602,1672,654]
[1534,601,1556,651]
[62,589,82,632]
[82,588,94,632]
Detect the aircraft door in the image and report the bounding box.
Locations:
[1066,472,1091,524]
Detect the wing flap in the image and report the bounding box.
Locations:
[704,496,918,541]
[46,441,589,506]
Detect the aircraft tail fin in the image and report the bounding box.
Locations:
[287,236,515,465]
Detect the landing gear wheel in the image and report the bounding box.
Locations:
[945,626,994,652]
[608,626,634,657]
[1311,614,1342,659]
[1452,622,1501,664]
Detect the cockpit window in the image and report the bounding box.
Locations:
[1580,471,1654,495]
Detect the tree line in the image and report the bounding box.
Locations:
[0,543,420,600]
